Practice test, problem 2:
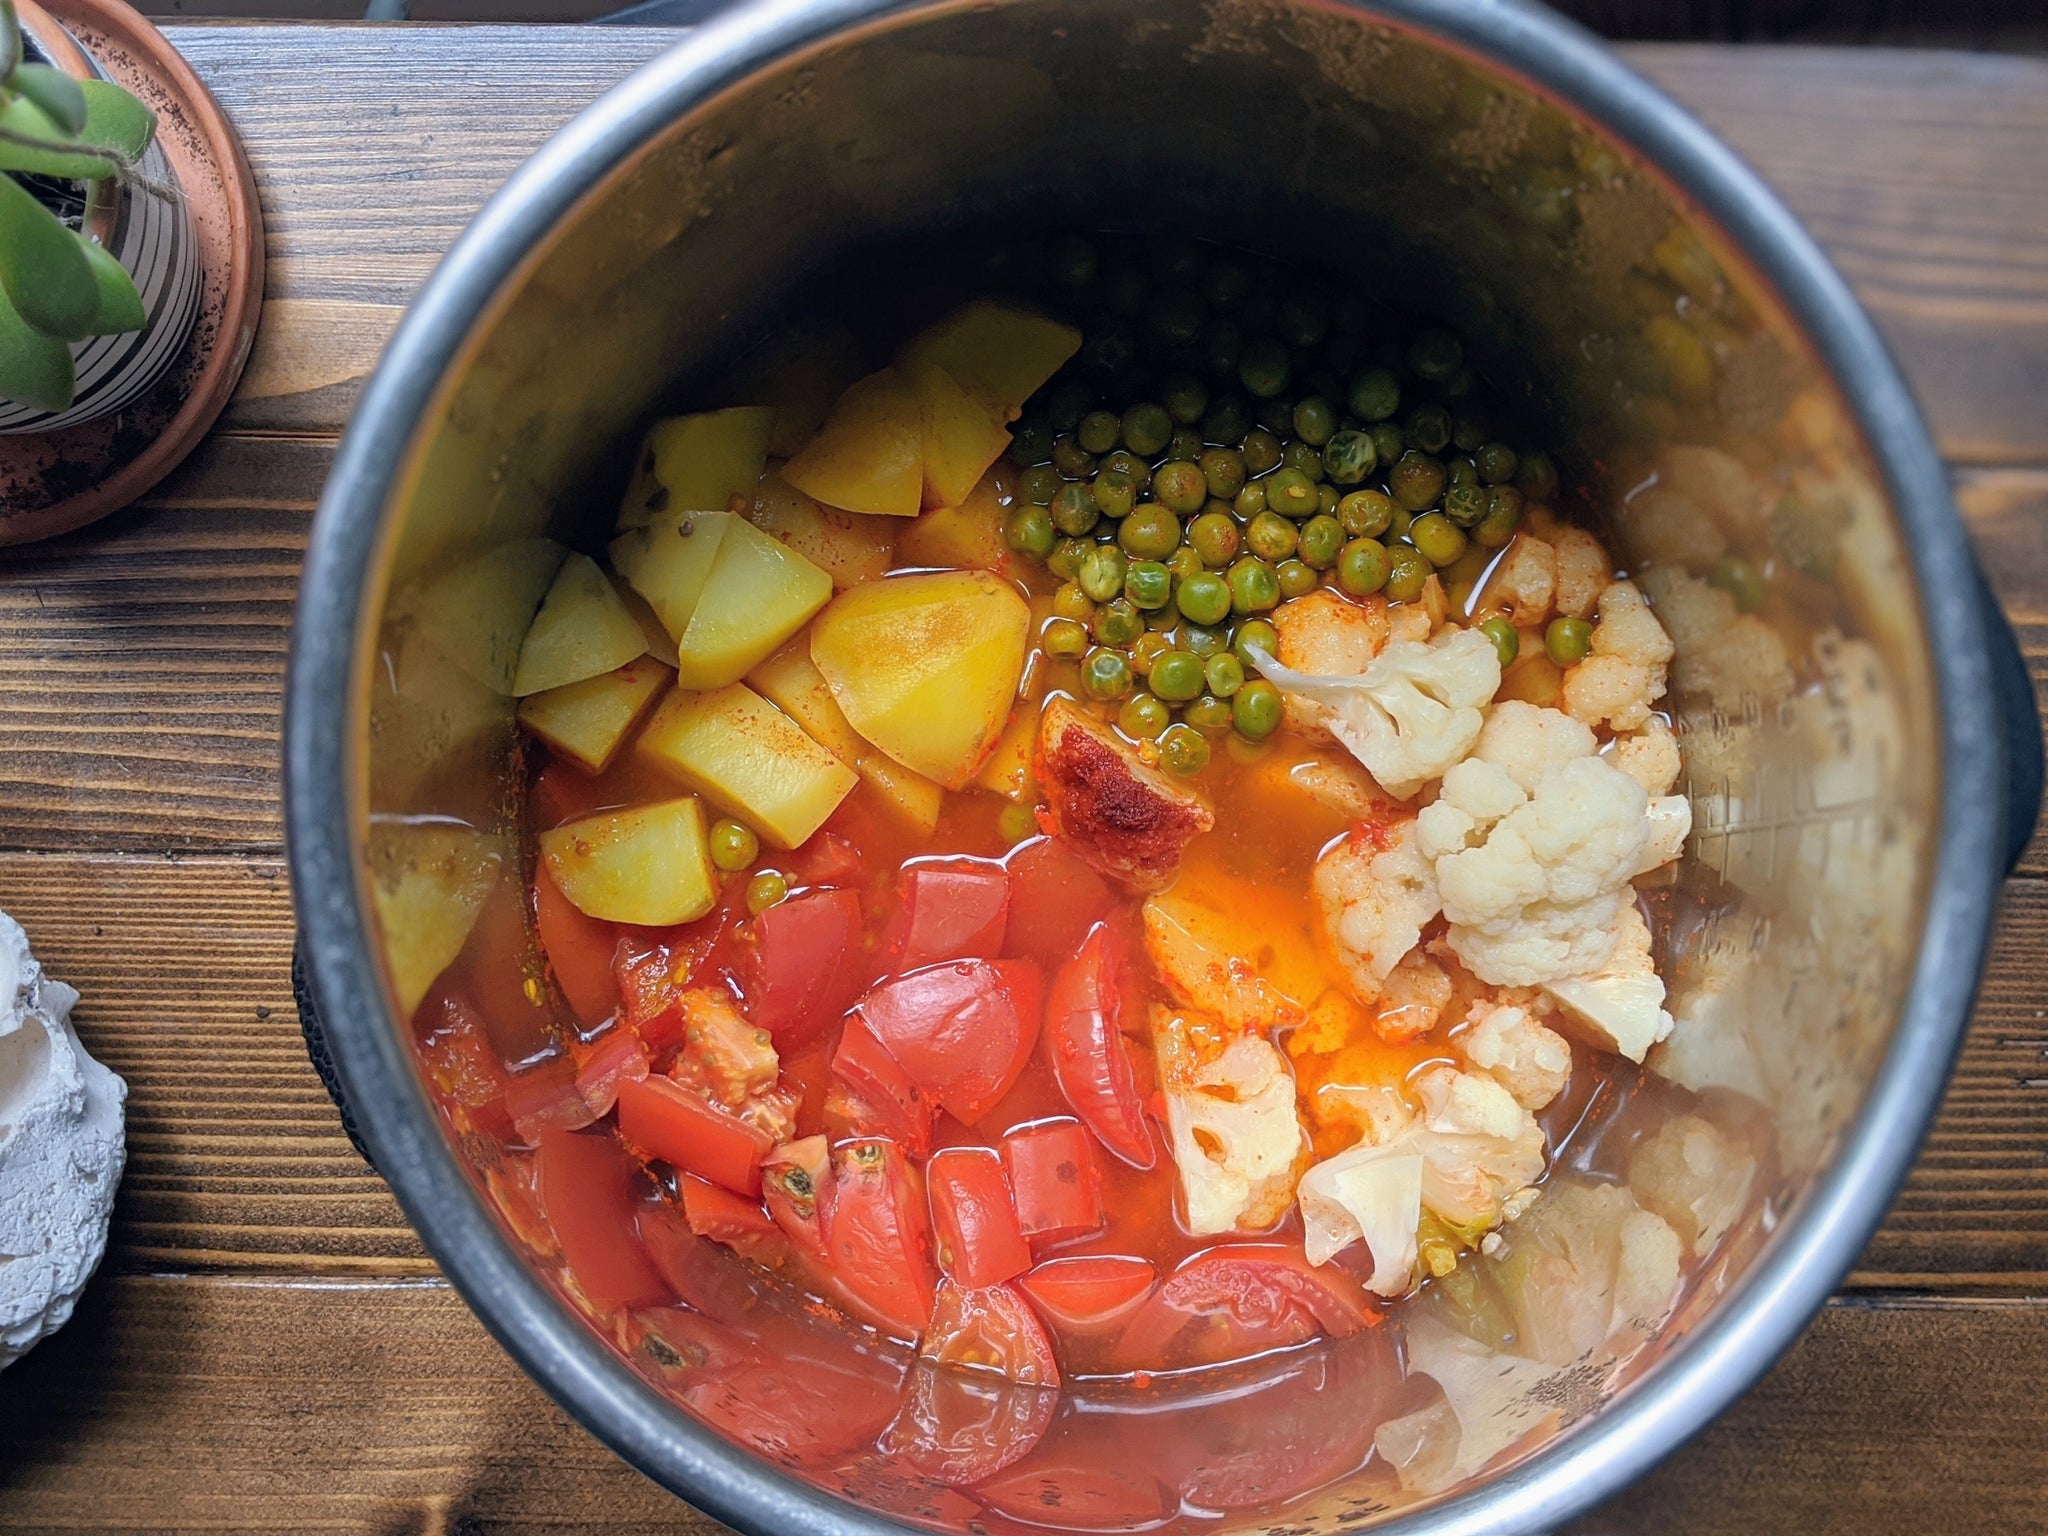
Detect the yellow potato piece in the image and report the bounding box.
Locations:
[899,301,1081,419]
[539,798,718,926]
[637,682,858,850]
[808,570,1029,790]
[409,536,564,696]
[617,406,774,529]
[512,552,649,696]
[897,469,1017,576]
[911,361,1011,508]
[674,516,834,689]
[970,703,1038,802]
[609,572,679,667]
[748,639,945,835]
[609,508,731,642]
[517,654,673,773]
[365,820,503,1019]
[749,472,896,590]
[780,367,923,517]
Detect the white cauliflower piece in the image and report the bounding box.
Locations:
[1162,1036,1308,1236]
[1616,1206,1687,1327]
[1647,935,1771,1103]
[1609,716,1681,796]
[1641,565,1792,713]
[1551,526,1611,619]
[1481,535,1557,628]
[1271,589,1389,744]
[1373,950,1453,1044]
[1541,902,1673,1062]
[1247,627,1501,799]
[1457,1001,1573,1111]
[1408,1064,1547,1232]
[1296,1141,1424,1295]
[1496,1179,1682,1366]
[1468,698,1597,792]
[1387,600,1434,645]
[1624,483,1727,569]
[1661,444,1769,542]
[1628,1112,1757,1257]
[1561,580,1674,732]
[1376,1314,1554,1496]
[1312,817,1442,1000]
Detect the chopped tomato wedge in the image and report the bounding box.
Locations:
[741,887,870,1051]
[1115,1243,1375,1369]
[761,1133,832,1261]
[824,1138,936,1341]
[612,892,746,1056]
[1044,924,1156,1169]
[505,1054,595,1143]
[829,1017,938,1158]
[533,864,620,1029]
[1002,836,1115,968]
[791,830,863,887]
[922,1279,1059,1385]
[884,1282,1059,1482]
[414,987,512,1139]
[1001,1119,1105,1245]
[1017,1254,1157,1333]
[567,1022,649,1121]
[882,857,1011,970]
[616,1074,774,1196]
[927,1147,1032,1289]
[680,1173,789,1267]
[978,1460,1175,1531]
[536,1126,668,1310]
[856,959,1040,1124]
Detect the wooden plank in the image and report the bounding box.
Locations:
[0,1272,2039,1534]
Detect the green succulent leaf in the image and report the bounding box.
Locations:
[11,63,85,134]
[77,78,154,159]
[0,93,126,178]
[0,272,77,412]
[74,230,141,333]
[0,173,99,339]
[0,0,20,84]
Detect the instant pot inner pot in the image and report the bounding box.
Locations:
[358,2,1936,1526]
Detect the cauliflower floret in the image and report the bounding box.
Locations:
[1608,716,1681,796]
[1640,566,1792,713]
[1624,483,1727,569]
[1457,1001,1572,1111]
[1408,1064,1547,1232]
[1272,589,1390,744]
[1161,1035,1309,1235]
[1552,526,1611,619]
[1541,902,1672,1062]
[1494,1179,1682,1366]
[1561,580,1674,732]
[1387,601,1434,645]
[1313,817,1442,1001]
[1481,535,1557,628]
[1144,889,1307,1031]
[1628,1112,1757,1257]
[1373,949,1453,1044]
[1468,699,1597,793]
[1661,444,1769,542]
[1248,627,1501,800]
[1297,1140,1425,1294]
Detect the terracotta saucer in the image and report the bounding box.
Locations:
[0,0,263,548]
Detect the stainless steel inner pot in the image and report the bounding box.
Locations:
[285,2,2041,1531]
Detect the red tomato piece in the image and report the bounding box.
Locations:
[536,1126,669,1310]
[567,1022,649,1121]
[922,1279,1059,1385]
[830,1018,938,1158]
[414,988,513,1139]
[680,1173,789,1268]
[856,959,1040,1125]
[977,1461,1175,1532]
[882,857,1011,971]
[1115,1244,1375,1369]
[741,887,870,1051]
[612,892,747,1056]
[616,1074,774,1196]
[883,1282,1060,1482]
[533,864,620,1029]
[1002,836,1115,968]
[927,1147,1032,1289]
[825,1139,936,1341]
[1043,924,1156,1170]
[791,830,863,887]
[761,1134,833,1262]
[506,1054,595,1143]
[1001,1119,1105,1245]
[1017,1254,1158,1333]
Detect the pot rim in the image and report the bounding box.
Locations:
[286,3,2005,1531]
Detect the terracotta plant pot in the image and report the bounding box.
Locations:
[0,0,262,546]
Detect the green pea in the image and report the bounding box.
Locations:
[1232,680,1283,741]
[1474,486,1524,548]
[1010,420,1056,465]
[709,819,759,873]
[1197,447,1246,501]
[1254,395,1295,437]
[1546,616,1594,666]
[1167,544,1203,582]
[997,802,1040,844]
[1241,429,1283,475]
[1202,319,1243,382]
[1203,651,1247,699]
[1516,449,1559,502]
[1478,617,1518,670]
[1277,559,1318,599]
[1447,455,1480,491]
[1369,421,1405,467]
[1022,464,1063,505]
[1083,647,1136,700]
[1275,293,1329,349]
[1233,482,1268,519]
[1122,402,1174,457]
[1162,373,1210,426]
[1711,554,1766,614]
[1148,289,1207,349]
[1054,437,1097,480]
[1131,631,1171,676]
[1239,335,1292,399]
[1053,581,1096,623]
[1412,512,1467,568]
[1321,429,1376,487]
[1166,426,1206,463]
[1338,537,1391,596]
[1092,468,1136,520]
[1477,441,1518,485]
[1403,404,1452,455]
[1265,469,1320,520]
[1184,694,1234,730]
[1316,482,1340,517]
[1047,537,1089,581]
[1337,489,1395,539]
[1119,692,1171,740]
[1246,510,1299,562]
[1125,560,1174,611]
[745,871,788,915]
[1291,514,1343,571]
[1232,618,1279,664]
[1105,266,1149,316]
[1186,511,1240,568]
[1408,329,1463,382]
[1099,449,1151,493]
[1348,366,1400,422]
[1075,409,1120,456]
[1390,450,1448,513]
[1442,482,1487,530]
[1093,598,1144,647]
[1182,622,1229,659]
[1151,238,1203,283]
[1042,616,1090,658]
[1158,722,1211,775]
[1451,413,1487,455]
[1205,259,1250,310]
[1078,544,1128,604]
[1200,396,1249,445]
[1145,602,1180,633]
[1119,504,1182,560]
[1051,482,1100,536]
[1228,557,1282,615]
[1149,649,1206,702]
[1005,506,1056,559]
[1278,443,1321,483]
[1047,233,1097,288]
[1045,378,1094,433]
[1386,544,1431,603]
[1177,570,1233,626]
[1292,396,1338,448]
[1153,460,1209,515]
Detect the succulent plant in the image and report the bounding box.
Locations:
[0,0,158,414]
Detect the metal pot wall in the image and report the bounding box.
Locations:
[286,1,2042,1531]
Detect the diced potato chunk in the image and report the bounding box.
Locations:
[781,367,923,517]
[610,573,679,667]
[748,640,945,834]
[517,654,673,773]
[910,361,1010,508]
[513,552,648,696]
[749,472,896,590]
[618,407,774,529]
[610,508,731,641]
[637,682,858,849]
[808,570,1030,789]
[409,537,564,696]
[365,820,503,1019]
[674,515,834,689]
[539,798,717,926]
[856,752,944,835]
[971,704,1038,802]
[899,301,1082,420]
[896,470,1017,576]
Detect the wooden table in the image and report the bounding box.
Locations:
[1,27,2044,1534]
